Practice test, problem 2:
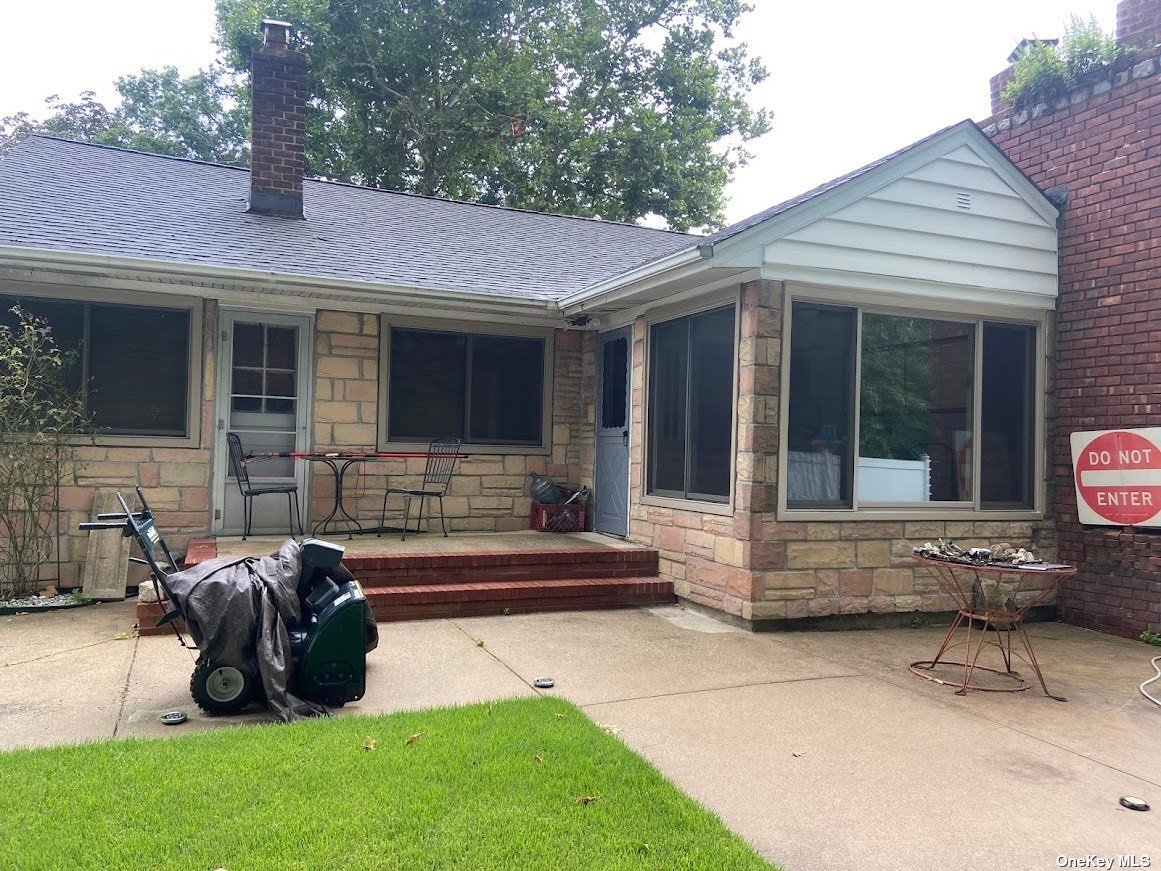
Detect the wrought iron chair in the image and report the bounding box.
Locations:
[226,432,304,540]
[378,437,462,541]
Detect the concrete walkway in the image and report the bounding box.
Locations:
[2,601,1158,870]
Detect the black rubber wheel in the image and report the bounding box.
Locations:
[189,658,257,716]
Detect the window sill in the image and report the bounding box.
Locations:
[776,508,1045,523]
[380,441,551,457]
[69,433,200,449]
[640,493,733,516]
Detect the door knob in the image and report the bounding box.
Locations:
[622,429,629,447]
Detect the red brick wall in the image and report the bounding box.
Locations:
[1119,0,1161,49]
[980,3,1161,637]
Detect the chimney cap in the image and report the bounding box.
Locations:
[261,19,293,47]
[1007,37,1058,63]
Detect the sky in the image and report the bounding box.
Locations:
[0,0,1120,225]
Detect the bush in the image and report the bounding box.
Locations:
[1003,16,1135,109]
[0,306,89,599]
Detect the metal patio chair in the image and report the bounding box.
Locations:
[378,437,462,541]
[226,432,304,540]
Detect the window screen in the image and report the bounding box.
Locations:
[0,295,191,437]
[647,305,736,502]
[388,327,544,446]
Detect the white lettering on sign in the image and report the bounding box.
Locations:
[1095,491,1153,507]
[1086,449,1155,466]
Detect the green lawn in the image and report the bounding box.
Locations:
[0,696,775,870]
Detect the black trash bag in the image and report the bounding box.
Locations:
[529,472,565,504]
[164,539,328,722]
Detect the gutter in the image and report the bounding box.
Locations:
[0,245,562,317]
[557,244,711,313]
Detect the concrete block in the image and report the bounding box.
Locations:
[80,489,131,601]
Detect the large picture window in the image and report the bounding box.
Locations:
[647,304,736,502]
[386,326,546,446]
[0,295,192,437]
[786,300,1038,512]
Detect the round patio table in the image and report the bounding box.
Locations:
[908,554,1076,701]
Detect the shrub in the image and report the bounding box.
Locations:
[0,306,89,599]
[1003,16,1135,109]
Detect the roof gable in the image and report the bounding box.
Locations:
[705,120,1057,267]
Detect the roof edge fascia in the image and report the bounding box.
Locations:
[558,245,708,313]
[0,245,564,315]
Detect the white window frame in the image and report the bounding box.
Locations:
[777,285,1048,521]
[640,289,741,514]
[378,314,555,455]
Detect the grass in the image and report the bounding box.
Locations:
[0,696,775,870]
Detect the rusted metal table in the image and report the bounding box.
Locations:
[908,554,1076,701]
[246,450,465,537]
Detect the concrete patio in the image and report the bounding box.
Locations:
[1,601,1157,870]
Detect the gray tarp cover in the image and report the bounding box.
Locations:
[165,539,327,722]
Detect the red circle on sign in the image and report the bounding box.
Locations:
[1075,430,1161,525]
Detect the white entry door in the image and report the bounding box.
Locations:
[213,312,312,535]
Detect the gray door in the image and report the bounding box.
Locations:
[214,312,311,535]
[595,328,631,536]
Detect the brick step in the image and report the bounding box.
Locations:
[366,576,674,622]
[344,549,659,588]
[135,600,187,637]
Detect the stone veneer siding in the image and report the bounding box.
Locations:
[55,300,217,588]
[627,280,1057,625]
[50,303,597,588]
[311,311,595,533]
[981,0,1161,637]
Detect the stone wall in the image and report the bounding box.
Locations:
[626,280,778,620]
[981,0,1161,636]
[311,311,594,534]
[55,300,217,588]
[755,519,1057,622]
[626,280,1057,626]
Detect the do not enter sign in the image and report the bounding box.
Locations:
[1070,428,1161,527]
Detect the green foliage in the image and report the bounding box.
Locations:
[1002,40,1069,108]
[0,307,89,599]
[0,65,249,163]
[3,1,767,229]
[0,697,776,870]
[1142,629,1161,646]
[1003,16,1135,109]
[214,0,769,230]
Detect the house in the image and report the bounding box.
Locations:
[0,21,1062,626]
[980,0,1161,639]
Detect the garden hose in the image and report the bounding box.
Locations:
[1142,656,1161,708]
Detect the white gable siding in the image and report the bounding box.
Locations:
[763,149,1058,304]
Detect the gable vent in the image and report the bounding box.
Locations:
[955,191,972,210]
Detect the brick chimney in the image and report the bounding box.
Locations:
[987,1,1161,115]
[1117,0,1161,49]
[248,20,306,219]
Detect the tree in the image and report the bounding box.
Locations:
[0,65,249,164]
[215,0,769,230]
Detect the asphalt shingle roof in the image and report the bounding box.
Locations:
[0,136,697,301]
